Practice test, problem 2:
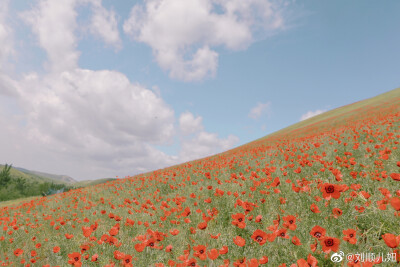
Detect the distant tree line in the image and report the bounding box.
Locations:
[0,164,75,202]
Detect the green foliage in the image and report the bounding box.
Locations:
[0,164,75,202]
[0,163,11,187]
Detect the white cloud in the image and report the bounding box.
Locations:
[0,0,14,71]
[178,111,239,161]
[88,0,122,49]
[21,0,79,73]
[249,101,271,119]
[300,109,326,121]
[179,111,203,135]
[0,0,243,179]
[0,73,18,97]
[0,0,17,97]
[20,0,122,72]
[180,131,239,162]
[123,0,284,81]
[18,69,175,145]
[5,69,177,179]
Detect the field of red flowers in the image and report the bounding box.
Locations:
[1,89,400,266]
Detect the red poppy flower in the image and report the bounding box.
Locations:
[390,173,400,181]
[114,250,125,260]
[233,236,246,247]
[310,225,326,240]
[343,229,357,244]
[185,258,197,267]
[109,227,119,236]
[67,252,82,266]
[233,258,246,267]
[321,183,341,199]
[251,229,268,245]
[282,215,297,230]
[91,254,98,262]
[382,233,400,248]
[332,208,343,218]
[276,228,289,239]
[310,240,317,252]
[134,242,146,252]
[231,213,246,229]
[297,254,318,267]
[210,233,221,239]
[307,254,318,267]
[169,229,179,236]
[219,246,229,255]
[292,235,302,246]
[310,203,320,213]
[207,248,219,260]
[320,236,340,253]
[259,256,268,264]
[82,226,92,237]
[297,259,308,267]
[165,245,173,252]
[193,245,207,260]
[197,221,207,230]
[123,254,133,265]
[65,233,74,239]
[390,197,400,211]
[53,246,60,253]
[14,248,23,257]
[247,258,259,267]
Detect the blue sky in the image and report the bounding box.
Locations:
[0,0,399,180]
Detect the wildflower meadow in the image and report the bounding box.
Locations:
[1,88,399,266]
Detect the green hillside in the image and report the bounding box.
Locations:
[14,167,76,183]
[263,87,400,140]
[0,165,117,204]
[0,164,68,185]
[73,178,117,188]
[1,88,399,266]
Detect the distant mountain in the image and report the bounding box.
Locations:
[0,165,76,185]
[14,167,76,183]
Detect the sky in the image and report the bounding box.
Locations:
[0,0,399,180]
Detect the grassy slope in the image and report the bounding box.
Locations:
[14,167,76,184]
[0,87,399,266]
[266,88,400,139]
[73,178,117,188]
[0,196,41,208]
[0,165,115,206]
[0,165,68,185]
[1,165,115,187]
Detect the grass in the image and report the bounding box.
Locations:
[0,196,40,208]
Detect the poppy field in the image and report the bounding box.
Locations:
[1,88,400,266]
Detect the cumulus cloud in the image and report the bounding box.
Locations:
[249,101,271,119]
[300,109,326,121]
[180,131,239,162]
[21,0,79,72]
[0,0,17,97]
[20,0,122,72]
[88,0,122,49]
[124,0,284,81]
[0,0,13,70]
[179,111,203,135]
[7,69,177,178]
[0,0,242,179]
[18,69,175,146]
[178,111,239,162]
[3,0,179,178]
